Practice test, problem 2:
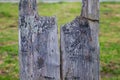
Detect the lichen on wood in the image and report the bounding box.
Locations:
[60,0,99,80]
[61,17,99,80]
[19,0,60,80]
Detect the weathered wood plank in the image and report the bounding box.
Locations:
[60,0,99,80]
[19,0,60,80]
[81,0,99,20]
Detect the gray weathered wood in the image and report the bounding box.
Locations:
[81,0,99,20]
[19,0,60,80]
[60,0,99,80]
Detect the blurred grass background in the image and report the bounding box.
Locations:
[0,2,120,80]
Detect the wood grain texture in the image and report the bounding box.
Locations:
[61,17,99,80]
[19,0,60,80]
[81,0,99,20]
[60,0,99,80]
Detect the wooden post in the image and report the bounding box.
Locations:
[19,0,60,80]
[60,0,99,80]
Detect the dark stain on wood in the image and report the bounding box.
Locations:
[44,76,55,80]
[37,57,44,69]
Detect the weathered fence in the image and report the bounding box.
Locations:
[61,0,99,79]
[0,0,120,3]
[19,0,99,80]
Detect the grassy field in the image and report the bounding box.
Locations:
[0,2,120,80]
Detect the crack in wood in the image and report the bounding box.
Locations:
[44,76,55,80]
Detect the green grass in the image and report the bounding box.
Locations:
[0,2,120,80]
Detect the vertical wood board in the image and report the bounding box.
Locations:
[19,0,60,80]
